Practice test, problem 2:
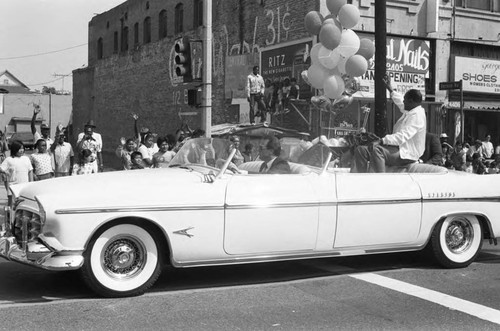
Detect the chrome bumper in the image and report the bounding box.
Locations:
[0,232,84,271]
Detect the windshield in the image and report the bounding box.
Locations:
[170,138,233,168]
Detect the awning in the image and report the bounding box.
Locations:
[447,101,500,111]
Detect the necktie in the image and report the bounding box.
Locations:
[259,162,268,173]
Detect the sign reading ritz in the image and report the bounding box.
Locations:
[453,56,500,94]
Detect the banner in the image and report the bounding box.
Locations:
[260,39,313,99]
[354,34,430,98]
[454,56,500,94]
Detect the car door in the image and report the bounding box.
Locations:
[224,173,320,255]
[334,172,422,248]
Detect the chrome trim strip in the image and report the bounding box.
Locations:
[424,197,500,203]
[55,205,224,215]
[171,245,425,268]
[54,196,500,215]
[337,199,421,206]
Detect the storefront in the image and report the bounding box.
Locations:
[444,49,500,145]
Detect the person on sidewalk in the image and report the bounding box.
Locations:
[76,120,103,173]
[50,129,74,177]
[351,75,426,173]
[247,65,267,124]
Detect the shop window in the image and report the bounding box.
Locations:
[175,3,184,34]
[194,0,203,28]
[121,26,129,52]
[159,10,168,39]
[113,31,118,53]
[144,16,151,44]
[134,22,139,46]
[97,37,103,59]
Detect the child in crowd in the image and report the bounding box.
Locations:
[116,137,139,170]
[130,151,146,170]
[288,77,300,100]
[72,149,97,175]
[0,140,33,203]
[30,139,55,180]
[153,136,176,168]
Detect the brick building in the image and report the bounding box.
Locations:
[74,0,500,168]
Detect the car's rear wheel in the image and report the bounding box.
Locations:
[81,223,162,297]
[429,215,482,268]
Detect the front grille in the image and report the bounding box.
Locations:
[13,209,41,242]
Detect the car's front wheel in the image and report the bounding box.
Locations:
[429,215,482,268]
[81,223,162,297]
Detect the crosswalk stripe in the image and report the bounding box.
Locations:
[351,272,500,325]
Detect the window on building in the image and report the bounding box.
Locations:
[144,16,152,43]
[194,0,203,28]
[159,10,168,39]
[97,38,104,59]
[456,0,500,12]
[113,31,119,53]
[175,3,184,34]
[121,26,129,52]
[134,22,139,46]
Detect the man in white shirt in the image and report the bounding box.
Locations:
[51,129,74,177]
[31,105,53,149]
[351,76,426,173]
[247,65,267,124]
[77,120,103,172]
[482,134,494,159]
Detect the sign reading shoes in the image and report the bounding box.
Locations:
[453,56,500,94]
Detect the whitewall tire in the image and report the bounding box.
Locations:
[81,223,162,297]
[430,215,482,268]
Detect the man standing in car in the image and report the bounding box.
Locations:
[351,75,426,173]
[247,66,267,124]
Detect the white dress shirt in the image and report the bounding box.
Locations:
[247,73,265,98]
[382,91,426,161]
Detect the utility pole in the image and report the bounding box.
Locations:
[202,0,212,137]
[374,0,387,137]
[53,73,70,93]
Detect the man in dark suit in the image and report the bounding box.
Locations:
[258,136,291,174]
[420,132,443,166]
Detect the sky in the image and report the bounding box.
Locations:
[0,0,125,93]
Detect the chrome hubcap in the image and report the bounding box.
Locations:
[102,237,146,279]
[446,219,473,254]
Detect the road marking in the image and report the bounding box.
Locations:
[351,272,500,325]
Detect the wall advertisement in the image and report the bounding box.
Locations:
[453,56,500,94]
[355,34,430,98]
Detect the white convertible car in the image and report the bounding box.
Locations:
[0,137,499,297]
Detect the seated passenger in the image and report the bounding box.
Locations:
[258,136,291,174]
[351,75,426,173]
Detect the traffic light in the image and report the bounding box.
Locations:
[175,36,192,83]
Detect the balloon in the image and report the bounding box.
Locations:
[344,76,361,95]
[337,29,360,58]
[319,22,342,50]
[323,75,345,99]
[326,0,347,16]
[318,46,341,69]
[301,70,311,87]
[307,65,329,89]
[356,38,375,60]
[310,43,322,65]
[304,11,324,35]
[338,4,360,29]
[345,54,368,77]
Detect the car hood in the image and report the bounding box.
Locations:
[11,168,216,209]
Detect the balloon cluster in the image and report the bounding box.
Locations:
[303,0,375,103]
